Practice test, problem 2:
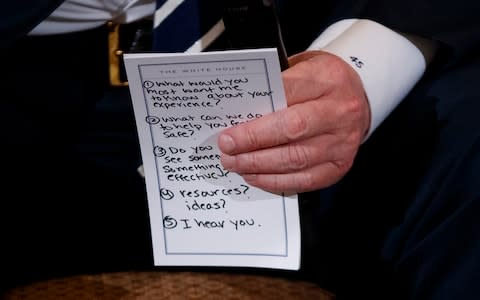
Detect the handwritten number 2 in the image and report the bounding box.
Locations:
[350,56,364,69]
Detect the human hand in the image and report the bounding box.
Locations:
[218,50,371,194]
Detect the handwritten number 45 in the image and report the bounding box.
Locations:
[350,56,364,69]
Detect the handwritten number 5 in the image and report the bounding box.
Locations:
[350,56,364,69]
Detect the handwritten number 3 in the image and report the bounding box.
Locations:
[350,56,364,69]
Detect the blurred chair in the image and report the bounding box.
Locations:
[2,271,335,299]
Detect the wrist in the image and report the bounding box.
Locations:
[309,19,427,140]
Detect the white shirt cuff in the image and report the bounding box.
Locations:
[308,19,426,140]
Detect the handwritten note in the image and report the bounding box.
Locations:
[124,48,300,270]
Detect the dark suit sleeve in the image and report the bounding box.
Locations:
[280,0,480,67]
[341,0,480,66]
[0,0,64,50]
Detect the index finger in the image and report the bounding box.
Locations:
[217,99,337,155]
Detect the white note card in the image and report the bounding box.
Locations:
[124,48,300,270]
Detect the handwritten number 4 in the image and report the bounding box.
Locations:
[350,56,364,69]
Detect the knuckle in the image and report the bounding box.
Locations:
[333,158,354,174]
[272,175,283,191]
[284,145,309,171]
[328,56,350,79]
[342,129,364,150]
[348,129,364,146]
[244,152,261,171]
[270,175,293,194]
[297,172,316,192]
[283,108,308,140]
[245,127,261,149]
[340,95,364,119]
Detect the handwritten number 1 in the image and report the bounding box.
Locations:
[350,56,364,69]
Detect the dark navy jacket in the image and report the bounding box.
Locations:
[1,1,64,49]
[279,0,480,68]
[3,0,480,66]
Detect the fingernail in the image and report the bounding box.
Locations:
[218,134,236,153]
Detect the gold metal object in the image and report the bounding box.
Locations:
[107,22,129,87]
